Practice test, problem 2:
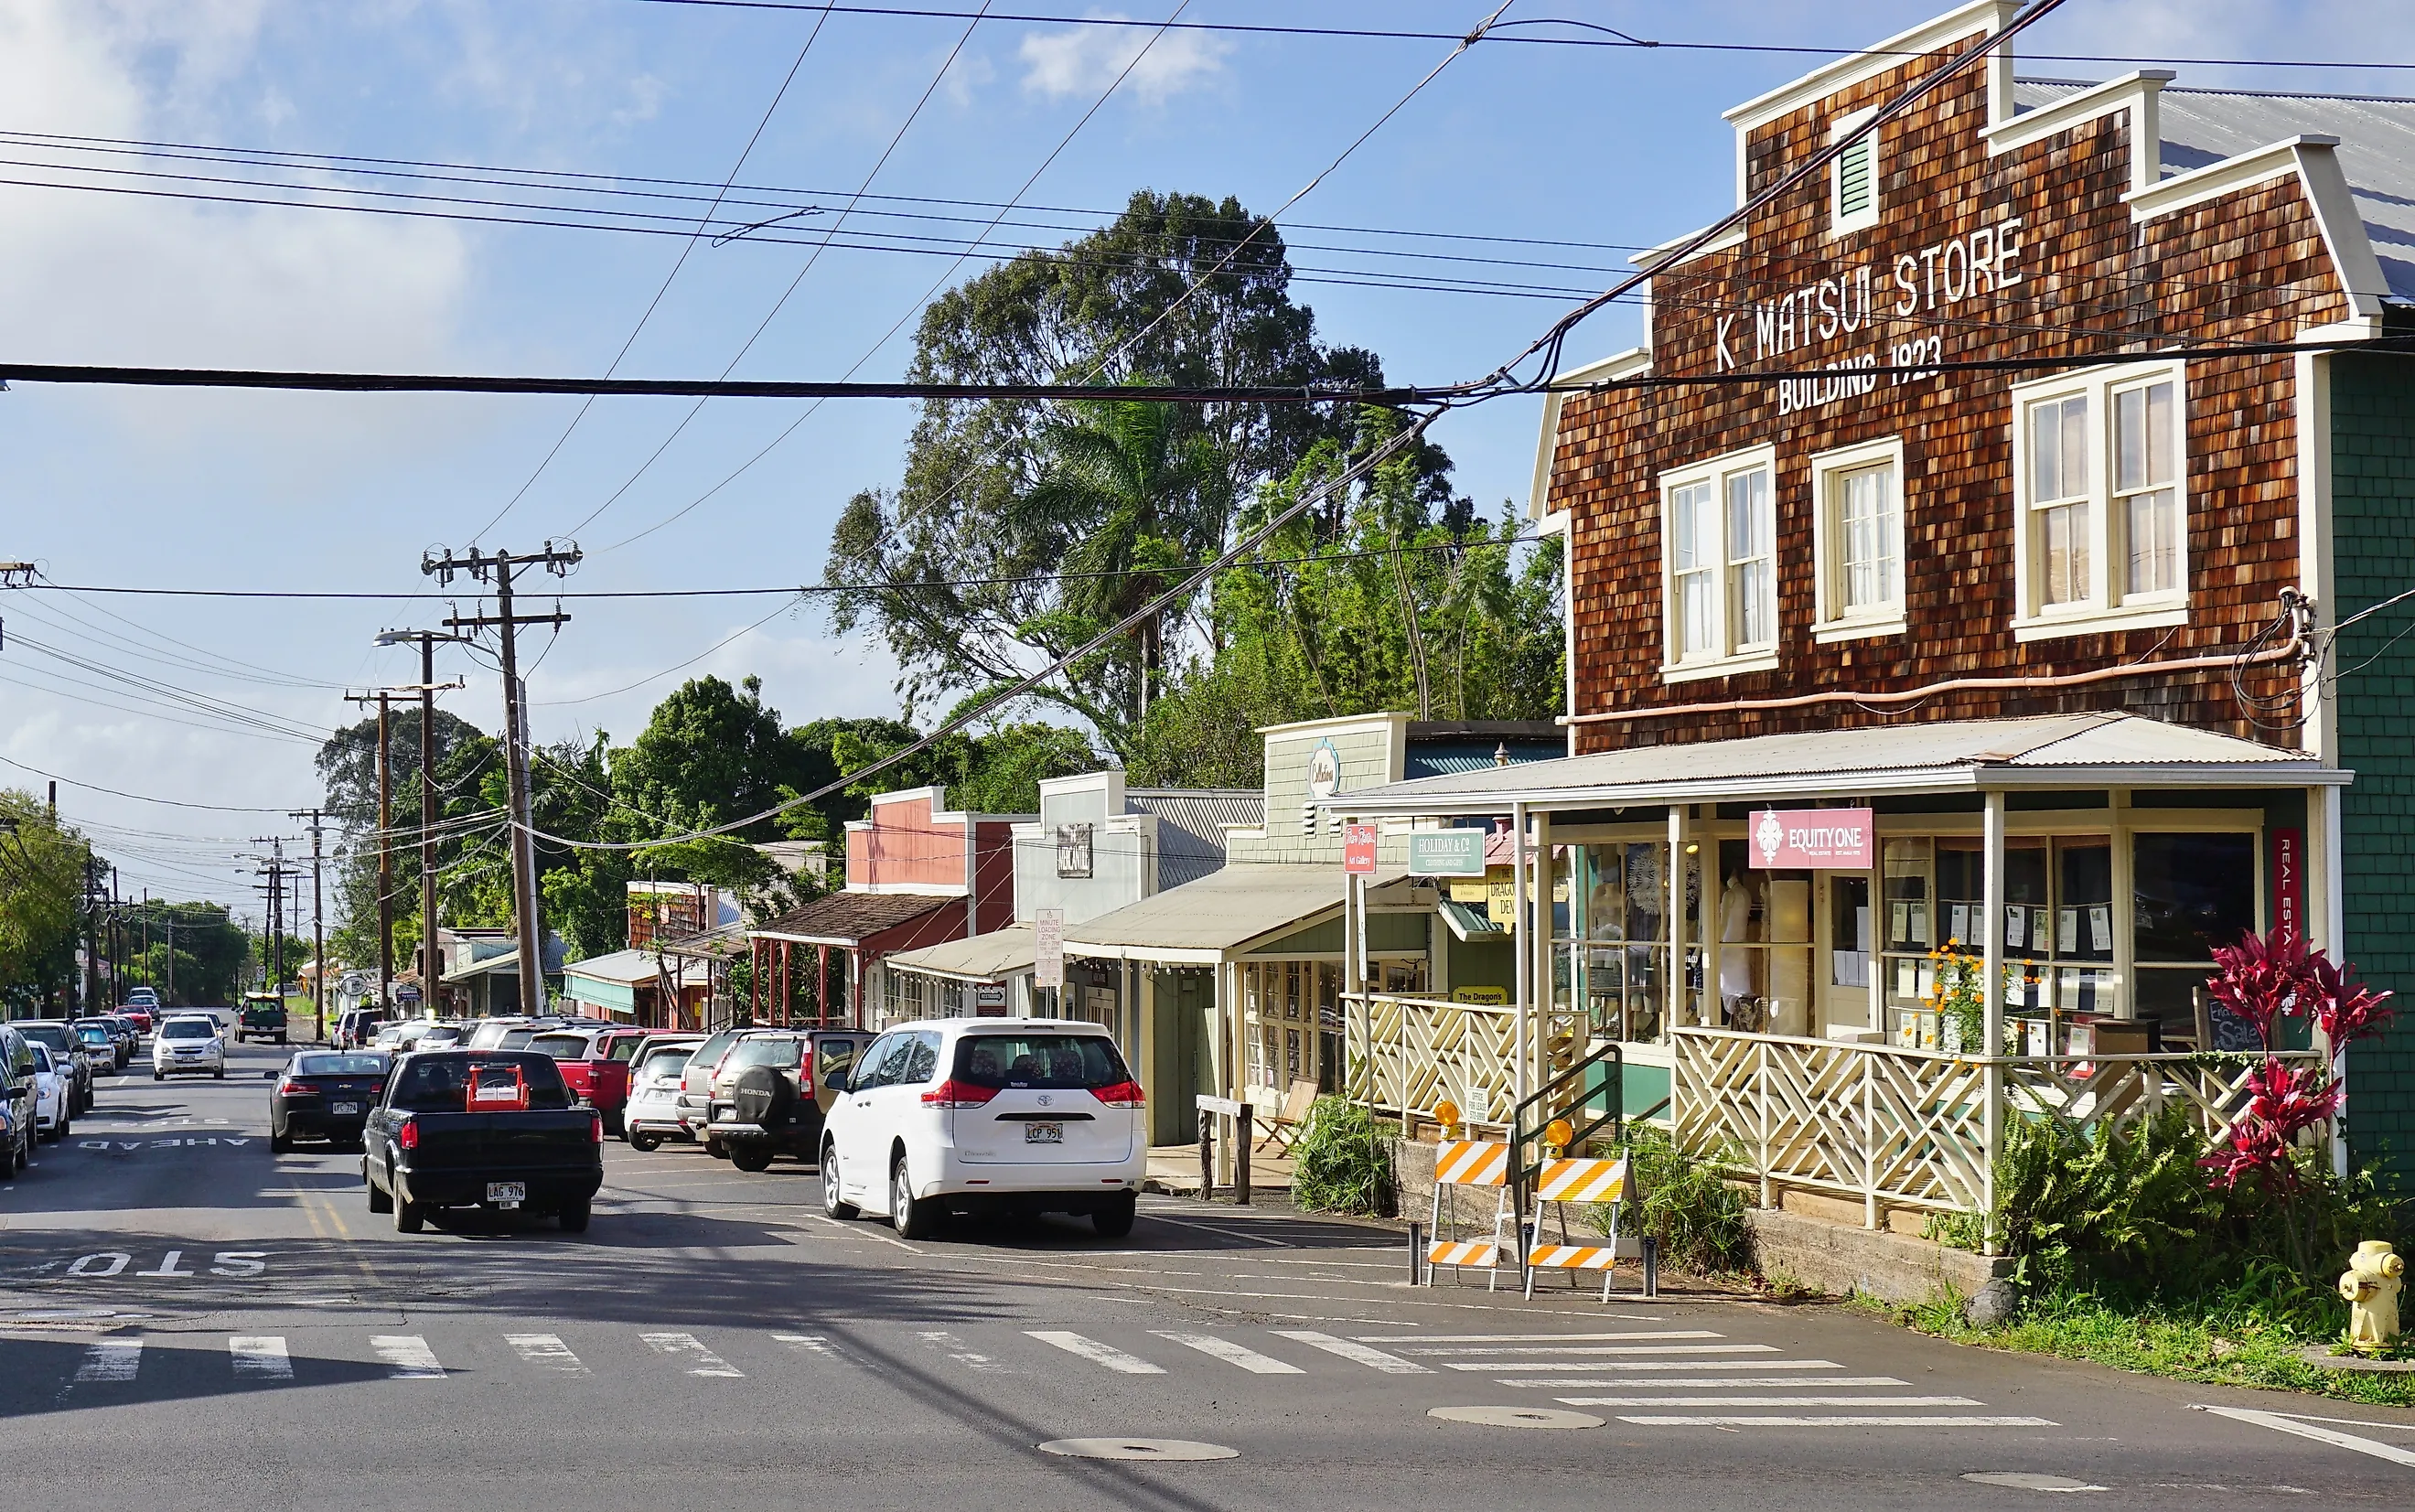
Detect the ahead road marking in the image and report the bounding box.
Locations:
[73,1336,142,1382]
[371,1335,445,1378]
[1027,1330,1164,1375]
[1154,1331,1304,1374]
[1615,1414,2057,1427]
[1272,1330,1431,1375]
[2193,1404,2415,1468]
[643,1331,744,1378]
[231,1335,293,1380]
[506,1334,589,1376]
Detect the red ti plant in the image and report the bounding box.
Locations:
[2197,927,2397,1268]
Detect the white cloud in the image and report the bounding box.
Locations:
[1017,14,1229,106]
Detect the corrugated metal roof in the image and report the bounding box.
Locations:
[1324,713,2344,814]
[1437,897,1505,940]
[1064,863,1398,960]
[2017,78,2415,300]
[884,925,1036,982]
[560,949,663,987]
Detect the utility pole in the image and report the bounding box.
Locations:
[164,911,175,1005]
[423,542,579,1019]
[252,839,289,993]
[80,854,102,1013]
[345,692,397,1009]
[370,631,470,1019]
[292,809,329,1041]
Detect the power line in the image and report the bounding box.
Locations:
[0,753,300,812]
[623,1,2415,73]
[473,5,843,542]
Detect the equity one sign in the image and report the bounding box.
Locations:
[1749,807,1875,870]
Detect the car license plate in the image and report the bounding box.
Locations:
[1024,1122,1063,1143]
[332,1102,360,1116]
[487,1182,526,1206]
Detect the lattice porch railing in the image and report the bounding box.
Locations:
[1669,1026,2325,1225]
[1342,992,1584,1129]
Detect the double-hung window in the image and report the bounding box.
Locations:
[1660,445,1778,681]
[1809,436,1906,640]
[2011,362,2188,638]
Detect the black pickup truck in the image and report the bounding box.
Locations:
[361,1050,603,1233]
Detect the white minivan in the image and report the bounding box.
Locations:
[820,1018,1146,1239]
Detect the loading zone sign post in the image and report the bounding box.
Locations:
[1033,908,1064,992]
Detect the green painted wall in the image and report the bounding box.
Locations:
[2331,352,2415,1189]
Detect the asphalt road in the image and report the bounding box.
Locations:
[4,1037,2412,1510]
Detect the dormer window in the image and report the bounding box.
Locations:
[1830,108,1880,236]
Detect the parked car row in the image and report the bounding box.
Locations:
[0,1007,166,1175]
[619,1016,1149,1239]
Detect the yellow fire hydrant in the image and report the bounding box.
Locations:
[2338,1240,2405,1352]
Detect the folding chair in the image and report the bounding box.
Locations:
[1253,1078,1320,1154]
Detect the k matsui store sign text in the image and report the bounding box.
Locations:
[1750,807,1875,870]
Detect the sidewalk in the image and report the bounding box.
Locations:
[1144,1142,1295,1196]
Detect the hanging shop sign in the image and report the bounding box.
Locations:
[1748,807,1875,870]
[1409,830,1487,876]
[1342,823,1379,875]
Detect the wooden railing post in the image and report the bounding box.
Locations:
[1862,1046,1878,1230]
[1756,1036,1773,1211]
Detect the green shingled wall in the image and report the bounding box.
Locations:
[2332,351,2415,1189]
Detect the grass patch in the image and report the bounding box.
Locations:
[1852,1282,2415,1408]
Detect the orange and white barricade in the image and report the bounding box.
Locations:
[1523,1154,1636,1302]
[1424,1138,1515,1289]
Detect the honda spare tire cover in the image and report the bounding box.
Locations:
[729,1064,793,1127]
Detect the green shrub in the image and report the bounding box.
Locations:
[1583,1126,1755,1276]
[1291,1097,1392,1215]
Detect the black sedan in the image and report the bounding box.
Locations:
[270,1052,389,1152]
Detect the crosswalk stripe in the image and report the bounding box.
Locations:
[1614,1414,2058,1428]
[1431,1345,1773,1361]
[370,1335,445,1379]
[1488,1361,1843,1381]
[506,1334,589,1376]
[917,1330,1001,1371]
[1362,1332,1721,1345]
[1271,1330,1431,1375]
[230,1336,293,1380]
[1026,1331,1164,1375]
[642,1331,743,1378]
[1560,1395,1983,1408]
[1512,1376,1910,1389]
[1154,1332,1304,1375]
[73,1336,142,1382]
[1407,1338,1734,1357]
[771,1333,849,1362]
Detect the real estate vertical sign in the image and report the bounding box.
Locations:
[2271,829,2303,938]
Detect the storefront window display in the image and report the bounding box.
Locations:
[1551,840,1703,1043]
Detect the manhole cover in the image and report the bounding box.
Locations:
[1429,1405,1605,1430]
[1961,1472,2107,1493]
[1037,1438,1239,1462]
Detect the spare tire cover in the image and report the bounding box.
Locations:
[730,1064,793,1127]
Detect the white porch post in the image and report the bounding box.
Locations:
[1668,806,1688,1032]
[1980,788,2007,1245]
[1511,799,1530,1109]
[1533,810,1554,1099]
[1347,871,1367,1116]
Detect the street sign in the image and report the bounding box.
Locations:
[1409,830,1486,876]
[395,985,423,1006]
[1033,908,1064,991]
[1748,807,1875,869]
[1342,823,1379,875]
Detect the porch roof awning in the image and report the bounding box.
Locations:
[1315,713,2349,816]
[885,925,1036,984]
[1064,863,1402,964]
[561,949,662,988]
[750,890,960,948]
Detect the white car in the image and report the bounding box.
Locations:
[623,1037,704,1152]
[819,1018,1146,1239]
[152,1015,227,1080]
[29,1043,69,1141]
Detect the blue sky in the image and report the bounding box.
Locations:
[1,0,2404,918]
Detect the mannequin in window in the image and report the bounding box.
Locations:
[1720,872,1760,1028]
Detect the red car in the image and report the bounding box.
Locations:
[527,1024,645,1135]
[117,1007,154,1034]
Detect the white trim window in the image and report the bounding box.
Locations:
[1809,436,1907,641]
[2010,361,2189,639]
[1660,445,1779,681]
[1830,108,1881,237]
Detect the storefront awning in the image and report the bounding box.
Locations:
[885,925,1036,984]
[1316,713,2349,816]
[1064,863,1403,965]
[750,890,961,948]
